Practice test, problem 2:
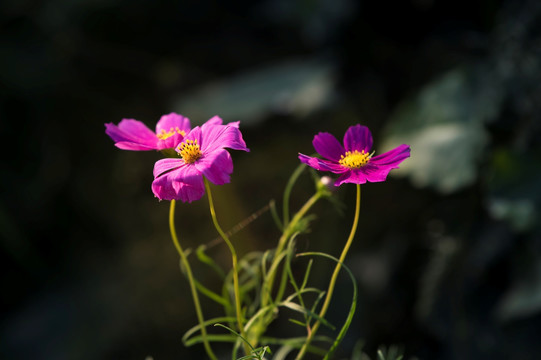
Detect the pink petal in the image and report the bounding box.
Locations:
[183,126,203,145]
[117,119,156,140]
[200,124,249,154]
[334,170,367,186]
[195,149,233,185]
[361,164,395,182]
[155,113,191,150]
[298,153,347,173]
[202,116,239,128]
[156,112,191,132]
[338,164,394,185]
[105,119,158,150]
[153,158,183,178]
[227,121,240,128]
[114,142,158,151]
[312,132,345,161]
[204,116,224,126]
[152,164,205,202]
[334,144,410,186]
[370,144,411,168]
[343,124,373,153]
[151,174,178,200]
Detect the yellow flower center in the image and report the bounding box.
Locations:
[177,139,201,164]
[157,127,186,140]
[339,150,371,169]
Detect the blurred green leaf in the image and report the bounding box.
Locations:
[381,66,503,193]
[487,148,541,232]
[496,256,541,322]
[171,58,336,124]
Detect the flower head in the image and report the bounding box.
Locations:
[105,112,191,151]
[152,118,249,202]
[299,124,410,186]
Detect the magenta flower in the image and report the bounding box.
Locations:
[298,124,410,186]
[151,120,249,202]
[105,112,191,151]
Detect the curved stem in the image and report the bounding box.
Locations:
[277,192,322,262]
[204,179,251,356]
[295,184,361,360]
[282,163,307,228]
[263,192,323,307]
[169,200,217,360]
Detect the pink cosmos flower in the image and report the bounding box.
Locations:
[298,124,410,186]
[105,113,191,151]
[151,120,249,202]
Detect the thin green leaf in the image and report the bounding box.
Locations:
[269,199,283,231]
[307,289,327,327]
[182,316,237,346]
[282,287,324,303]
[280,301,335,330]
[298,252,358,360]
[236,345,271,360]
[288,318,307,328]
[260,249,273,281]
[286,260,306,322]
[261,249,288,305]
[183,334,237,347]
[243,304,277,335]
[285,238,313,325]
[196,245,226,278]
[259,335,332,346]
[265,335,332,359]
[236,354,260,360]
[283,163,307,227]
[301,259,314,290]
[193,278,229,307]
[214,324,257,358]
[274,235,300,304]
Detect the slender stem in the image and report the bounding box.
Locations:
[295,184,361,360]
[169,200,217,360]
[204,179,251,356]
[264,192,323,307]
[282,163,307,228]
[277,192,322,262]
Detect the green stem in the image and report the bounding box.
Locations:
[282,163,307,228]
[277,192,322,262]
[264,191,323,307]
[169,200,217,360]
[295,184,361,360]
[204,179,251,357]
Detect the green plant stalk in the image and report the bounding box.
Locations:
[264,163,311,306]
[249,191,323,350]
[282,163,308,228]
[252,167,323,347]
[169,200,217,360]
[296,252,358,360]
[264,191,323,307]
[295,184,361,360]
[204,179,251,357]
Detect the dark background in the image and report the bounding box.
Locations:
[2,0,541,359]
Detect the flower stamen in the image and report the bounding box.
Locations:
[157,127,186,140]
[177,139,201,164]
[339,150,371,169]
